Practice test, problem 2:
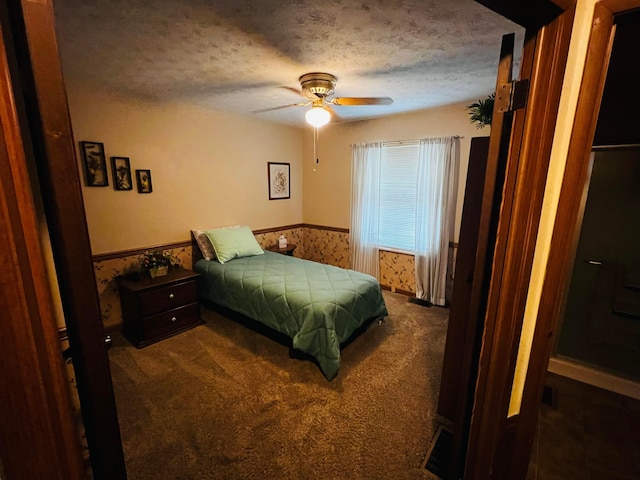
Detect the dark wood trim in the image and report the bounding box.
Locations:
[380,285,415,297]
[253,223,306,234]
[15,0,127,478]
[94,228,453,264]
[451,31,519,479]
[551,0,577,10]
[302,223,350,233]
[0,4,85,478]
[509,2,627,479]
[92,240,193,262]
[464,5,575,479]
[92,223,349,262]
[492,415,520,479]
[437,137,490,421]
[475,0,564,28]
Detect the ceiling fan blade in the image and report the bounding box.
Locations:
[279,86,304,97]
[251,102,309,114]
[331,97,394,106]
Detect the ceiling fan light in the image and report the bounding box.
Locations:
[305,106,331,128]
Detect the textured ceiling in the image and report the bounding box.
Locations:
[53,0,523,126]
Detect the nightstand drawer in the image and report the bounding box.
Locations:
[142,302,200,339]
[117,267,201,348]
[138,280,198,316]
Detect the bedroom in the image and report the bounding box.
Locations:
[52,1,511,476]
[46,0,517,477]
[3,0,636,480]
[54,1,517,324]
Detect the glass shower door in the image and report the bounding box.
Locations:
[554,146,640,380]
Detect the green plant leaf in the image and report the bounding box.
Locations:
[467,93,495,129]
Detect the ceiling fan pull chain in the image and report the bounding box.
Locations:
[313,127,319,170]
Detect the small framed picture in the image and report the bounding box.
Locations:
[111,157,133,191]
[268,162,290,200]
[135,169,153,193]
[80,141,108,187]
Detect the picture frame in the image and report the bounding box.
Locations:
[135,169,153,193]
[111,157,133,191]
[80,141,108,186]
[268,162,290,200]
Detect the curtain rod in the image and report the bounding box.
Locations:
[349,136,464,148]
[383,135,463,146]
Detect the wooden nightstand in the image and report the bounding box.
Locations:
[266,243,297,256]
[117,267,202,348]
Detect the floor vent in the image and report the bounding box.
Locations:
[423,425,452,479]
[541,384,557,408]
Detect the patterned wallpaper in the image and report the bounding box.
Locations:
[60,336,90,472]
[302,227,418,294]
[92,225,453,330]
[303,227,350,269]
[380,250,416,294]
[94,245,193,332]
[93,228,303,331]
[255,227,305,259]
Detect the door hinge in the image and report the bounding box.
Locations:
[495,79,529,113]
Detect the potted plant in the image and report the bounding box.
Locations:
[138,250,179,278]
[467,93,495,129]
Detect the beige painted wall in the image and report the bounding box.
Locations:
[301,103,488,242]
[66,82,304,255]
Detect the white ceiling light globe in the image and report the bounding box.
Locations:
[305,106,331,128]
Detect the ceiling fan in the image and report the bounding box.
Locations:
[254,72,393,127]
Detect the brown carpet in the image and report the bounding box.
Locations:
[108,291,449,480]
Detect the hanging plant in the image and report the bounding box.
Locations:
[467,93,495,129]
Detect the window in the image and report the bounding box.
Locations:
[379,142,420,252]
[351,136,459,304]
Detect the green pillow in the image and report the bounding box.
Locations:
[204,226,264,264]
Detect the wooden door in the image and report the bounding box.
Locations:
[461,3,576,478]
[447,32,520,479]
[0,1,579,479]
[4,1,127,478]
[0,7,85,478]
[511,2,640,479]
[438,136,490,421]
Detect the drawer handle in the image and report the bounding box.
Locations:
[169,293,175,299]
[171,317,177,322]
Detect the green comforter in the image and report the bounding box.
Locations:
[194,251,388,380]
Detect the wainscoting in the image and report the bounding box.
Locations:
[91,224,434,331]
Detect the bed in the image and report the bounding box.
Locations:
[192,227,388,380]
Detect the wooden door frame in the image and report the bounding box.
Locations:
[2,0,127,478]
[461,2,576,477]
[0,4,85,478]
[3,0,630,478]
[509,1,640,478]
[447,31,520,479]
[468,0,640,478]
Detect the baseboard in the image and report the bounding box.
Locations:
[548,356,640,400]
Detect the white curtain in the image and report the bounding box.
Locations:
[415,137,460,305]
[350,142,382,278]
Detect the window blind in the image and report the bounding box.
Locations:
[379,142,420,251]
